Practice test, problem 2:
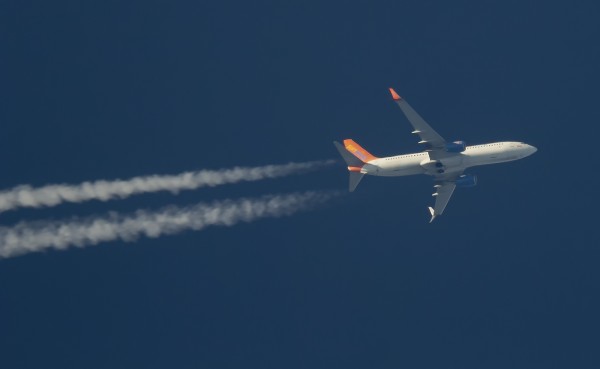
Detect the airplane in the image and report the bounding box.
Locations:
[334,88,537,222]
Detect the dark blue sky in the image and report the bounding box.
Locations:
[1,1,599,368]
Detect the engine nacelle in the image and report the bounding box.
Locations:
[445,140,466,153]
[455,174,477,188]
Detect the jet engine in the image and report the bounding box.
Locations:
[455,174,477,188]
[445,141,466,153]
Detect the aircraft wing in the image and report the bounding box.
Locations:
[428,171,463,223]
[389,88,446,149]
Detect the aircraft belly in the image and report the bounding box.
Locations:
[464,150,519,167]
[378,167,424,176]
[440,154,464,167]
[376,160,424,176]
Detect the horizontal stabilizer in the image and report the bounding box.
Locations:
[349,172,364,192]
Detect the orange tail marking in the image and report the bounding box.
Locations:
[343,139,378,163]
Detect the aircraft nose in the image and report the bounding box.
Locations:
[528,145,537,155]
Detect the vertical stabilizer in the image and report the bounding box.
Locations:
[333,141,363,167]
[334,140,376,193]
[342,139,378,162]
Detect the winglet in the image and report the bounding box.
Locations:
[428,207,437,223]
[389,88,401,101]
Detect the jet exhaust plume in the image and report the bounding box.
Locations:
[0,160,334,214]
[0,190,340,259]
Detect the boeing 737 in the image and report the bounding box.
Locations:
[334,88,537,222]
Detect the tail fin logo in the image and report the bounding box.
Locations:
[346,144,367,161]
[343,139,378,163]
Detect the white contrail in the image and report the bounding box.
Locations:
[0,160,334,214]
[0,190,340,259]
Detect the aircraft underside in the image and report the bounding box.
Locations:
[334,88,537,222]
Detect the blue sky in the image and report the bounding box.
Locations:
[1,1,599,368]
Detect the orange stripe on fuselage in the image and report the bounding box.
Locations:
[343,139,378,163]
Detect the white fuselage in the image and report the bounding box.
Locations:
[360,141,537,177]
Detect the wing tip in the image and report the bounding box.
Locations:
[428,206,436,223]
[389,88,401,101]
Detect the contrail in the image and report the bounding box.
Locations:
[0,190,340,259]
[0,160,334,214]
